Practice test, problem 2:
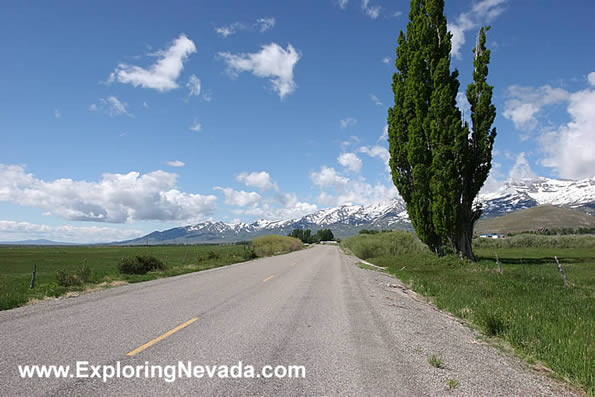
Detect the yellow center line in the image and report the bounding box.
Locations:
[263,275,275,282]
[127,317,199,356]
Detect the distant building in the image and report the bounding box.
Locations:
[479,233,505,239]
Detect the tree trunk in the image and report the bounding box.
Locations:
[455,207,477,261]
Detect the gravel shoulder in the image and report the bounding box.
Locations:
[342,249,584,396]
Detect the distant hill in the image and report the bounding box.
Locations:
[475,205,595,235]
[0,239,78,246]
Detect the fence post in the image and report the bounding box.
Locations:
[30,263,37,289]
[183,249,188,266]
[554,256,569,287]
[495,253,502,274]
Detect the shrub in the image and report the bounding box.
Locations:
[473,234,595,249]
[118,255,166,275]
[252,235,303,257]
[342,231,429,260]
[56,263,91,287]
[207,251,220,260]
[242,246,258,260]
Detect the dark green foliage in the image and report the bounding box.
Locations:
[289,229,335,243]
[118,255,166,275]
[316,229,335,242]
[206,251,220,260]
[242,246,258,260]
[388,0,497,260]
[289,229,314,243]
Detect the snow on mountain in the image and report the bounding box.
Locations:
[478,177,595,216]
[121,176,594,245]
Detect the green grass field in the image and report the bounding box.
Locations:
[0,235,302,312]
[342,232,594,393]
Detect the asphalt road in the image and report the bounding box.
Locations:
[0,246,579,396]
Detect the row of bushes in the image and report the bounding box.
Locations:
[473,233,595,249]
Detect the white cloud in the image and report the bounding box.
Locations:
[215,24,242,38]
[54,109,61,119]
[236,171,277,191]
[340,117,357,128]
[186,74,201,96]
[101,96,130,117]
[236,193,318,221]
[167,160,185,167]
[109,34,196,92]
[338,153,362,173]
[337,0,349,10]
[377,125,388,143]
[219,43,301,99]
[361,0,381,19]
[588,72,595,86]
[190,121,201,131]
[370,94,384,106]
[311,166,349,188]
[503,85,569,130]
[256,17,276,32]
[508,152,536,181]
[0,164,217,223]
[89,104,98,111]
[539,85,595,179]
[214,187,261,207]
[448,0,508,59]
[358,145,390,172]
[382,57,390,64]
[0,220,144,244]
[216,18,275,37]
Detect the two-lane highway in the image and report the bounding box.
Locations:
[0,246,578,396]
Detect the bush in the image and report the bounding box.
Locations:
[252,235,303,257]
[342,231,429,260]
[118,255,166,275]
[56,263,91,287]
[242,246,258,260]
[473,234,595,249]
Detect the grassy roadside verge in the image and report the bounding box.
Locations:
[342,232,594,393]
[0,235,302,311]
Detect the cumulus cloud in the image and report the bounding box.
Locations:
[235,194,318,221]
[508,152,536,181]
[539,85,595,179]
[0,220,144,244]
[358,145,390,172]
[361,0,381,19]
[214,187,261,207]
[311,166,349,188]
[588,72,595,86]
[382,57,390,64]
[0,164,216,223]
[340,117,357,129]
[54,109,61,119]
[215,23,244,38]
[236,171,277,191]
[338,153,362,173]
[186,74,201,96]
[219,43,301,98]
[503,85,569,130]
[311,166,397,206]
[448,0,508,59]
[167,160,185,167]
[190,121,201,131]
[108,34,196,92]
[337,0,349,9]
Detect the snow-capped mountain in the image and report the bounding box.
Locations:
[119,177,595,245]
[478,177,595,217]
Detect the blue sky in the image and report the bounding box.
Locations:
[1,0,594,242]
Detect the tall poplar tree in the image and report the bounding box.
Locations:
[387,0,496,260]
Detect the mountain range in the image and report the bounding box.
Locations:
[119,177,595,245]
